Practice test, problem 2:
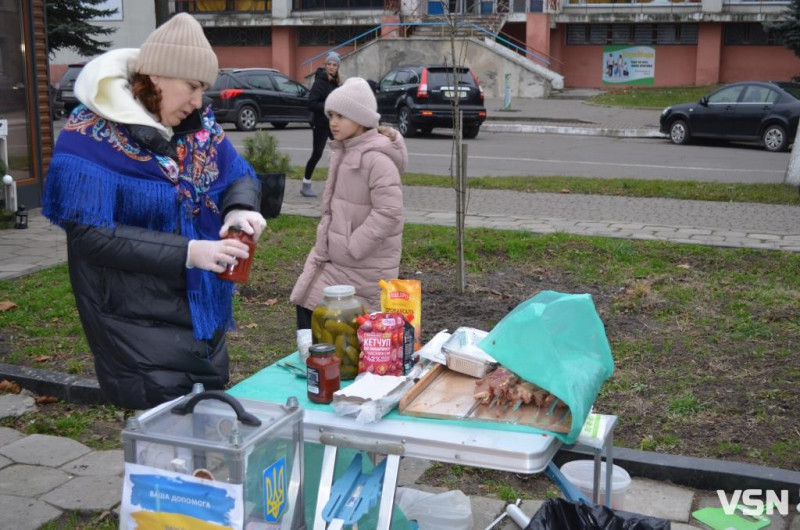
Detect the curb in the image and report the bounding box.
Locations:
[2,362,798,500]
[557,447,800,504]
[0,362,103,405]
[482,122,666,138]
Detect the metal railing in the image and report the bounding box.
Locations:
[300,20,556,74]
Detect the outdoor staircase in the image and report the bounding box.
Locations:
[409,14,506,38]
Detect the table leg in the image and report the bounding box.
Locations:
[605,429,614,508]
[315,445,339,530]
[376,454,401,530]
[592,449,601,505]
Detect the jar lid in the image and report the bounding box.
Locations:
[323,285,356,298]
[309,343,336,355]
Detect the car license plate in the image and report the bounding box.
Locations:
[443,90,468,99]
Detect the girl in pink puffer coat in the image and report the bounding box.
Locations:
[290,77,408,330]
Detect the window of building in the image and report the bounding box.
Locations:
[205,27,272,46]
[566,23,698,45]
[292,0,383,10]
[0,3,32,183]
[724,23,784,45]
[297,26,375,46]
[175,1,271,12]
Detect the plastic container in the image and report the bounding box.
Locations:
[217,226,256,283]
[559,460,631,510]
[442,327,496,378]
[306,343,340,404]
[311,285,365,380]
[120,391,304,529]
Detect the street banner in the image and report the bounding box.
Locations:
[602,45,655,85]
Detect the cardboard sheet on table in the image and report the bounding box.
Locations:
[228,353,565,437]
[398,364,571,434]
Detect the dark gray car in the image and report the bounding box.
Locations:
[207,68,311,131]
[659,81,800,152]
[374,65,487,139]
[54,63,85,118]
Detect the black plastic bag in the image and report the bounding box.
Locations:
[526,499,671,530]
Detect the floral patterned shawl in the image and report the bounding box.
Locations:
[42,105,256,340]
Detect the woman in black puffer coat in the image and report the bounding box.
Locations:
[301,51,341,197]
[42,14,266,410]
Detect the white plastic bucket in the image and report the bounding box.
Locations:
[560,460,631,510]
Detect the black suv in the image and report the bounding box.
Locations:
[374,65,486,138]
[207,68,311,131]
[54,63,85,118]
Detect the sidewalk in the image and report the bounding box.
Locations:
[1,98,800,528]
[3,179,800,281]
[481,94,665,138]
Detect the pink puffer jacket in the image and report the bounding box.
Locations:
[290,127,408,313]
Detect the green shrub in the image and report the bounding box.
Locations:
[242,131,291,175]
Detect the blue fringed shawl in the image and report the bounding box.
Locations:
[42,106,257,340]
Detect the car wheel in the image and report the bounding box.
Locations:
[236,105,258,132]
[762,124,788,152]
[271,122,288,130]
[463,126,480,139]
[397,107,416,138]
[669,119,690,145]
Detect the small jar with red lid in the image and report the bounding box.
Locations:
[217,226,256,283]
[306,343,340,404]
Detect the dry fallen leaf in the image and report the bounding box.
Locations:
[0,380,21,394]
[0,301,18,312]
[265,298,278,306]
[676,263,691,269]
[35,396,59,405]
[243,322,259,329]
[34,355,52,363]
[560,189,572,194]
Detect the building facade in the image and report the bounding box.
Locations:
[2,0,51,209]
[170,0,800,88]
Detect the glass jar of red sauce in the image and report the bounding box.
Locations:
[306,343,340,404]
[217,226,255,283]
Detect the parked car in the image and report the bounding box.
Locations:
[207,68,311,131]
[54,63,85,118]
[373,65,487,139]
[659,81,800,152]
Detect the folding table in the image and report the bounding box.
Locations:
[229,352,617,529]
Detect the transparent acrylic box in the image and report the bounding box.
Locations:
[120,391,305,529]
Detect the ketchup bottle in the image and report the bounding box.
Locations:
[217,226,256,283]
[306,343,340,404]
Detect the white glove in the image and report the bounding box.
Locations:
[186,239,251,273]
[220,209,267,240]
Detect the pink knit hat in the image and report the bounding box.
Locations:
[325,77,380,129]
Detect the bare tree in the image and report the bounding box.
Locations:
[433,0,472,292]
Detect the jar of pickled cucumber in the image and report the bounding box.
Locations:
[311,285,365,380]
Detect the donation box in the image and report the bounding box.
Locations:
[120,391,305,530]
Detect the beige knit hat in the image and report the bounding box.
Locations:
[325,77,380,129]
[135,13,218,87]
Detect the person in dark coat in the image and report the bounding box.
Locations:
[42,14,267,410]
[301,51,341,197]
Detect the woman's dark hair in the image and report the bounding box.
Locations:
[130,73,162,121]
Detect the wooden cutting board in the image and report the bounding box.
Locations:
[399,364,571,433]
